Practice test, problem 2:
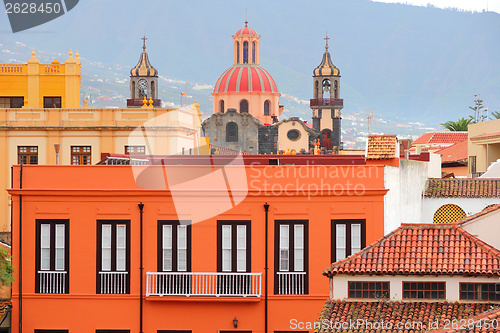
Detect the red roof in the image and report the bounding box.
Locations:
[323,224,500,277]
[366,134,397,159]
[435,140,468,163]
[413,132,468,145]
[213,66,278,94]
[319,300,500,333]
[424,179,500,198]
[431,307,500,332]
[457,204,500,225]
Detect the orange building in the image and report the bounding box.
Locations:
[9,155,387,333]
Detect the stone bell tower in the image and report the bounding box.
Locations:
[310,35,343,150]
[127,36,161,107]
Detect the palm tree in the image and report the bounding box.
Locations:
[491,111,500,120]
[440,117,473,131]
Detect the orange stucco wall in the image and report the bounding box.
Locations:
[9,163,386,333]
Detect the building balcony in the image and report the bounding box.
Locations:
[309,98,343,109]
[37,271,68,294]
[126,98,162,108]
[276,272,307,295]
[146,272,262,297]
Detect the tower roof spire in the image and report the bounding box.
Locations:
[324,33,330,51]
[130,37,158,77]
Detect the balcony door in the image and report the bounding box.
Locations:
[156,221,192,295]
[36,219,69,294]
[96,220,130,294]
[217,221,251,295]
[274,220,309,295]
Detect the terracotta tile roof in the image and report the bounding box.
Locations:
[323,224,500,277]
[366,134,397,160]
[435,140,468,164]
[318,300,500,333]
[413,132,468,145]
[424,179,500,198]
[430,307,500,332]
[457,204,500,225]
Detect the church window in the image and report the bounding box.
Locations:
[220,100,225,113]
[252,41,256,63]
[240,100,249,113]
[44,97,61,108]
[264,100,270,115]
[226,122,238,142]
[131,82,136,99]
[287,129,301,141]
[315,81,319,99]
[151,81,155,99]
[243,41,249,64]
[236,42,240,64]
[334,80,338,98]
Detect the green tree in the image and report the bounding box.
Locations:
[0,248,13,287]
[440,117,473,131]
[469,94,486,122]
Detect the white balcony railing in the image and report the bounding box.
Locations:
[99,271,128,294]
[276,272,307,295]
[146,272,262,297]
[38,271,67,294]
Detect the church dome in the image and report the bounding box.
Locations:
[234,22,258,36]
[130,39,158,77]
[213,65,278,93]
[313,38,340,76]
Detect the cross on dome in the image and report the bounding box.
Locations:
[324,34,330,51]
[142,36,147,51]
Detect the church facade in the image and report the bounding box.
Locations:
[203,24,344,155]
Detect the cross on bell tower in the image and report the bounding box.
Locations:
[127,37,161,108]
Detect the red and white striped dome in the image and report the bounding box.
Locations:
[213,66,278,94]
[234,24,258,36]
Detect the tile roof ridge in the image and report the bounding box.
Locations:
[457,204,500,225]
[323,225,407,277]
[454,225,500,258]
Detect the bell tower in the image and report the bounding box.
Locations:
[310,35,343,150]
[127,36,161,107]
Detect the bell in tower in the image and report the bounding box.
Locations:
[127,36,162,108]
[310,35,343,151]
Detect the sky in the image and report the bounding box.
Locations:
[371,0,500,14]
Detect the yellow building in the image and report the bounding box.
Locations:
[0,49,81,109]
[468,118,500,177]
[0,49,207,232]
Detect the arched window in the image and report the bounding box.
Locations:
[264,100,270,116]
[226,122,238,142]
[219,100,225,113]
[243,41,249,64]
[334,80,338,98]
[236,42,240,64]
[252,41,256,63]
[322,79,331,98]
[433,204,466,223]
[240,100,249,113]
